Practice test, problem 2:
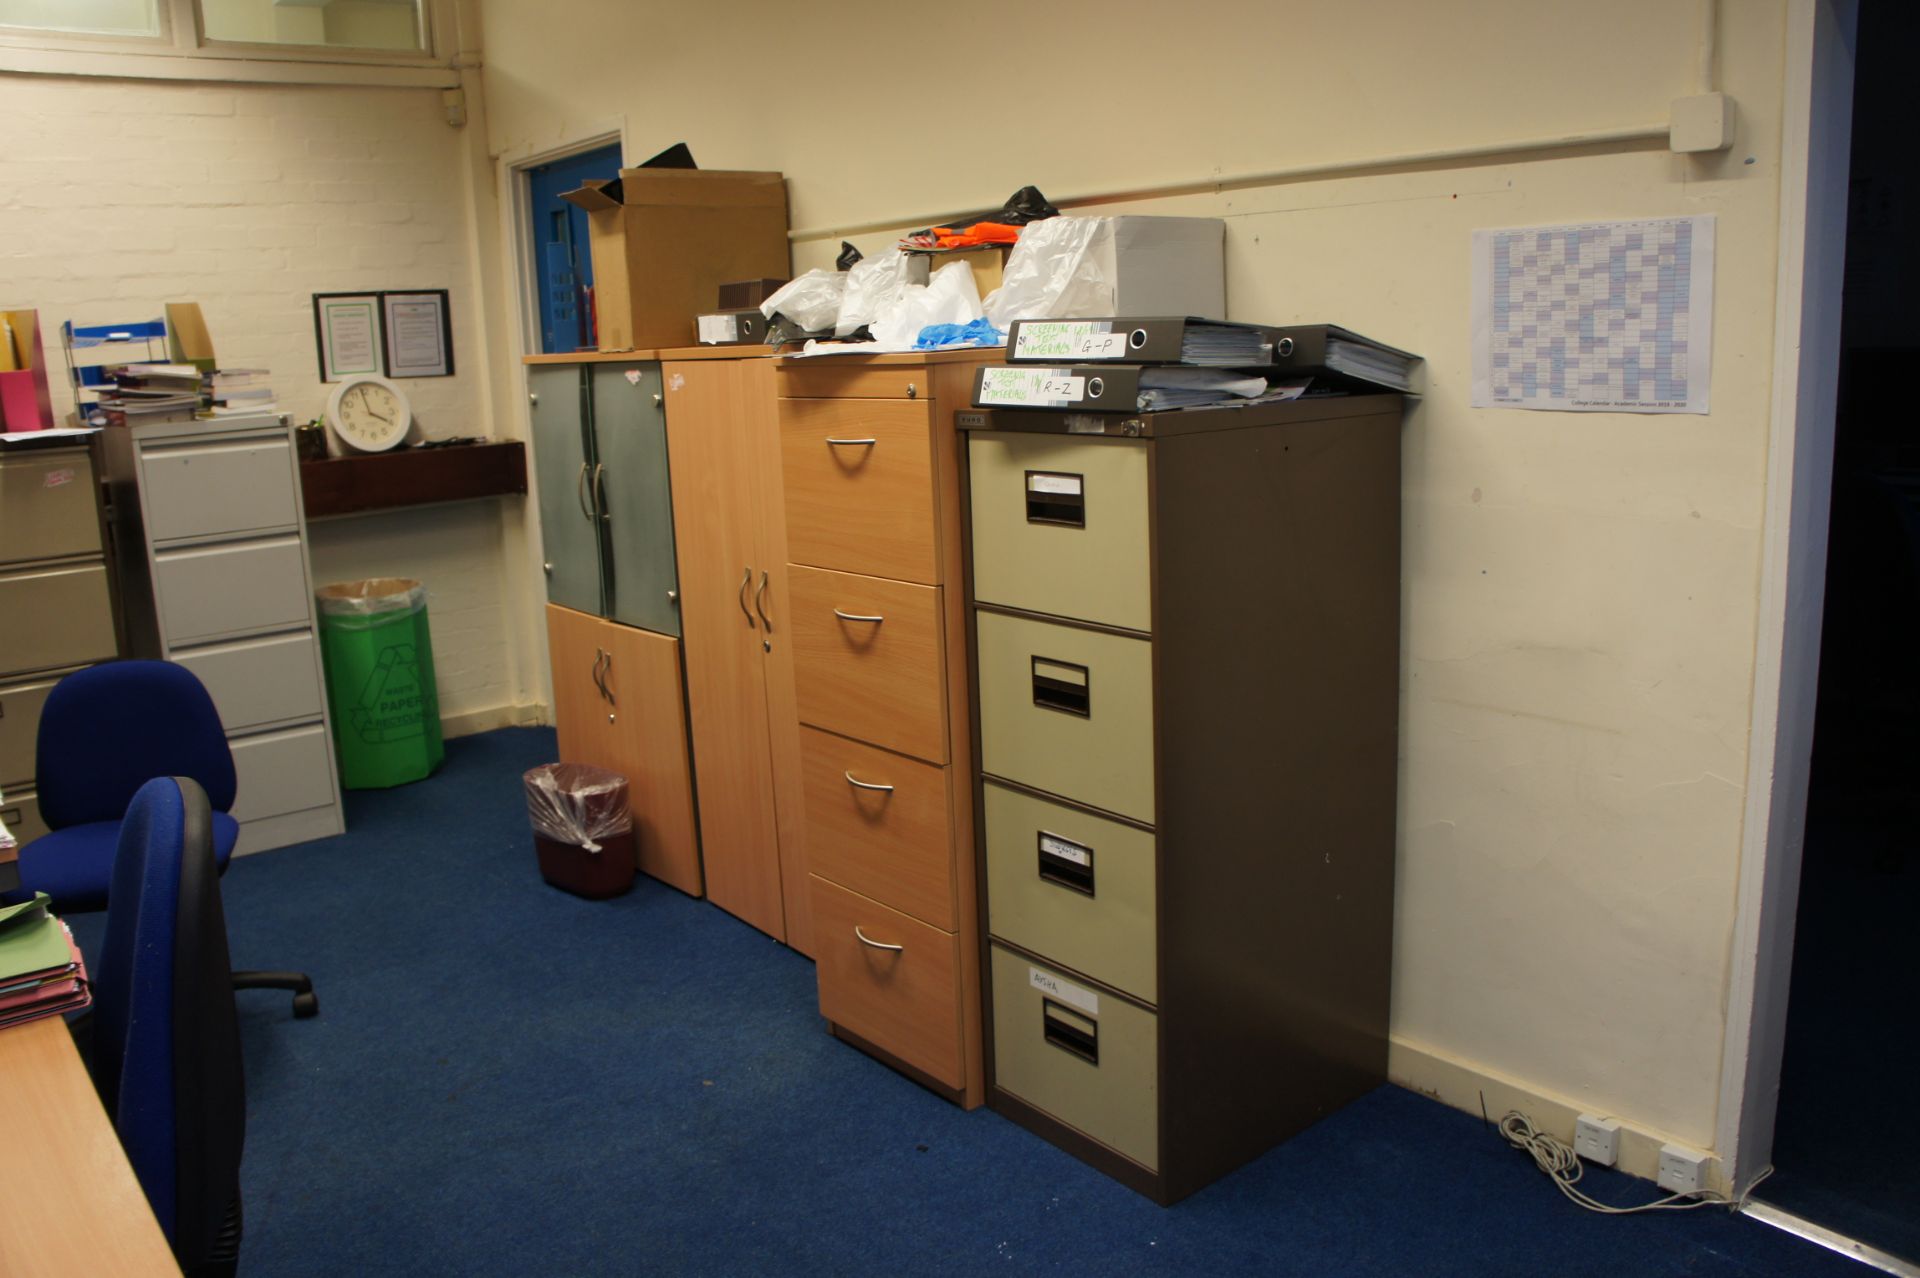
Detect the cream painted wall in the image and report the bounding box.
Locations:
[478,0,1793,1158]
[0,72,536,730]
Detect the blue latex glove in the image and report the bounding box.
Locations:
[914,317,1005,350]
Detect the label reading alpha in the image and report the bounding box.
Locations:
[1029,966,1098,1016]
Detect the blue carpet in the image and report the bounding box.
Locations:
[69,728,1866,1276]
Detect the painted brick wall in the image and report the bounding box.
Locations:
[0,72,524,728]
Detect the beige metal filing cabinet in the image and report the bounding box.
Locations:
[775,349,998,1108]
[100,415,344,854]
[0,438,121,843]
[961,394,1404,1203]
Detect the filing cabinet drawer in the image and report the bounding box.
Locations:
[985,782,1157,1004]
[172,631,324,733]
[138,431,298,544]
[154,536,311,646]
[802,725,954,929]
[790,565,947,763]
[0,675,63,787]
[229,724,336,824]
[779,367,926,400]
[975,609,1155,823]
[0,788,47,845]
[0,451,101,565]
[812,875,964,1089]
[0,563,117,675]
[991,945,1158,1171]
[968,433,1152,632]
[780,398,938,584]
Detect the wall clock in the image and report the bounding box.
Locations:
[325,375,412,452]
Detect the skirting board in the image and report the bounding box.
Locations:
[1389,1035,1728,1195]
[441,702,544,739]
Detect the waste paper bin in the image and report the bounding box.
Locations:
[524,763,635,899]
[316,578,444,789]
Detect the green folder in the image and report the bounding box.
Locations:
[0,893,74,981]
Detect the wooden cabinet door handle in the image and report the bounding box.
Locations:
[854,926,903,953]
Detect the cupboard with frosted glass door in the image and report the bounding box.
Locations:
[524,353,698,894]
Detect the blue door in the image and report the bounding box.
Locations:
[528,143,621,354]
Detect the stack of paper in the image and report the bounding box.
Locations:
[0,894,92,1030]
[1135,367,1271,411]
[205,368,276,416]
[1326,337,1415,392]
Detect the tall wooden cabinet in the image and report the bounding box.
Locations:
[774,350,997,1106]
[661,354,810,953]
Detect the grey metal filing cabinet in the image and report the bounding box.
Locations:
[0,438,121,844]
[960,394,1405,1205]
[100,415,344,855]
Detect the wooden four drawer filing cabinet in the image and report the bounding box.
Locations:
[960,394,1405,1201]
[0,438,121,843]
[775,349,998,1106]
[100,415,345,853]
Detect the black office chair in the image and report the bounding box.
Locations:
[91,776,246,1278]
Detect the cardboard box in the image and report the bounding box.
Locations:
[906,246,1009,296]
[717,278,789,310]
[562,169,791,352]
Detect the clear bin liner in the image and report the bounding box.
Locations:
[317,578,427,618]
[523,763,631,854]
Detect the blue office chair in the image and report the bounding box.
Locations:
[9,660,317,1016]
[92,776,246,1278]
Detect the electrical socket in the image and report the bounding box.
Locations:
[1657,1142,1712,1195]
[1574,1114,1621,1167]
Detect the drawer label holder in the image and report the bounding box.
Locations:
[1025,470,1086,527]
[1037,830,1096,896]
[1031,656,1090,718]
[1030,965,1099,1016]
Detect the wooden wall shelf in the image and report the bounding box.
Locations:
[300,441,527,518]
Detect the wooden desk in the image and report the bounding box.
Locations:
[0,1016,179,1276]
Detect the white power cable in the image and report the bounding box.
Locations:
[1498,1112,1733,1215]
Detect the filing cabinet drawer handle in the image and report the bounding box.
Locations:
[824,437,878,447]
[854,926,904,953]
[832,609,885,624]
[738,568,756,627]
[843,771,895,793]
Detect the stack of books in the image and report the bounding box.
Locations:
[0,894,91,1030]
[204,367,275,416]
[95,361,204,426]
[971,318,1421,414]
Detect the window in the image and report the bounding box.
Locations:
[201,0,424,54]
[0,0,160,37]
[0,0,446,81]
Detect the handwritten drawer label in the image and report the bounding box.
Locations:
[1039,832,1091,867]
[1029,965,1098,1016]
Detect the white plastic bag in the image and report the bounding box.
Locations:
[834,251,914,336]
[981,216,1115,326]
[868,261,985,349]
[759,269,846,332]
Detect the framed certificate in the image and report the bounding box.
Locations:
[312,293,383,383]
[381,289,454,379]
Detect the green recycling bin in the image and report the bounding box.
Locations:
[316,578,445,789]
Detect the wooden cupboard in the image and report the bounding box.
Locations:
[661,355,811,954]
[543,602,700,894]
[774,349,997,1107]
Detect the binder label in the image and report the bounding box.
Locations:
[978,367,1084,407]
[1014,322,1128,361]
[1029,965,1098,1016]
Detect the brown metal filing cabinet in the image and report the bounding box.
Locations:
[775,349,998,1107]
[960,394,1405,1203]
[0,439,121,843]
